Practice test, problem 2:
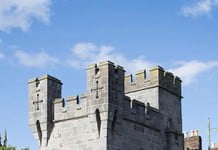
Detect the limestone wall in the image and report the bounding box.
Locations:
[28,61,183,150]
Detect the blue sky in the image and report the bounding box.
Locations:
[0,0,218,149]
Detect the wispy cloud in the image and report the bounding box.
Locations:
[67,42,154,73]
[68,43,218,86]
[170,60,218,85]
[0,0,52,32]
[15,50,59,68]
[181,0,218,17]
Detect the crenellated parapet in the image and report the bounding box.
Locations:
[29,61,183,150]
[53,62,182,124]
[184,130,202,150]
[125,66,182,97]
[53,94,88,122]
[86,61,125,98]
[121,96,162,131]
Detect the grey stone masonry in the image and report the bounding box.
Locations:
[28,61,183,150]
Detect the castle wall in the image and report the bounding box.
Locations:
[126,88,159,109]
[45,115,107,150]
[28,75,62,147]
[106,97,183,150]
[107,105,163,150]
[28,61,183,150]
[159,88,182,132]
[41,92,109,150]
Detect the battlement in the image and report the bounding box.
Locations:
[31,61,182,123]
[121,96,162,131]
[28,74,62,84]
[184,130,199,138]
[28,61,183,150]
[86,61,125,73]
[86,61,125,85]
[53,93,162,131]
[184,130,202,150]
[125,66,182,97]
[86,61,125,93]
[53,94,87,122]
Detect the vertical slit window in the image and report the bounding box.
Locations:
[95,109,101,137]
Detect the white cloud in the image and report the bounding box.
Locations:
[15,50,59,68]
[0,0,52,32]
[67,42,154,73]
[181,0,218,17]
[170,60,218,85]
[68,43,218,86]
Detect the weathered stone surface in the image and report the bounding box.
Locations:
[184,130,202,150]
[28,61,183,150]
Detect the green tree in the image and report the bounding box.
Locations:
[0,146,29,150]
[0,146,16,150]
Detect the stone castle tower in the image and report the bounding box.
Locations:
[28,61,183,150]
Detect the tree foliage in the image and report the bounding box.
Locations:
[0,146,16,150]
[0,146,29,150]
